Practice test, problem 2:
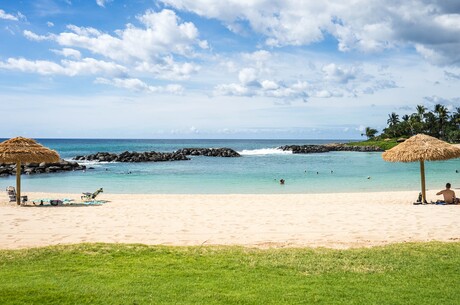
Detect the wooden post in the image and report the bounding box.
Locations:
[420,160,427,203]
[16,160,21,205]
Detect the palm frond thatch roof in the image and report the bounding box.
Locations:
[382,134,460,162]
[0,136,60,163]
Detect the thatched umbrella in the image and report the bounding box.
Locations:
[382,134,460,203]
[0,137,60,205]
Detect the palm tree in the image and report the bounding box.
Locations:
[387,112,400,127]
[364,127,378,139]
[423,112,437,136]
[408,115,422,135]
[450,107,460,128]
[416,105,426,122]
[386,112,400,137]
[434,104,449,139]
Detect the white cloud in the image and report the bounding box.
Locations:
[164,84,184,94]
[260,80,279,90]
[214,83,249,96]
[50,48,82,59]
[22,9,207,80]
[316,90,333,98]
[0,57,127,77]
[213,50,398,101]
[96,0,112,7]
[238,68,257,85]
[362,79,398,95]
[135,56,200,80]
[7,9,212,95]
[423,95,460,107]
[24,30,51,41]
[0,58,64,75]
[214,50,311,99]
[0,9,19,21]
[161,0,460,65]
[214,79,309,101]
[198,40,209,49]
[445,70,460,80]
[322,63,357,84]
[415,43,460,66]
[434,14,460,31]
[242,50,271,63]
[95,77,184,94]
[16,12,26,21]
[47,21,54,27]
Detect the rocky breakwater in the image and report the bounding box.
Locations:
[325,143,383,152]
[175,148,240,157]
[0,160,86,177]
[74,151,190,162]
[278,145,330,154]
[279,143,383,153]
[73,148,240,163]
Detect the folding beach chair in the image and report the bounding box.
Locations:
[81,187,103,201]
[6,186,28,203]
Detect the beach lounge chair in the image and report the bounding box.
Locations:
[81,187,103,201]
[6,186,28,203]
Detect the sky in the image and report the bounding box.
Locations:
[1,0,460,139]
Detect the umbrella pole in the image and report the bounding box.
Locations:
[420,160,427,203]
[16,161,21,205]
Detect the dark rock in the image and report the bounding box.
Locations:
[175,148,240,157]
[278,145,330,154]
[0,159,86,177]
[279,143,383,153]
[73,147,239,163]
[74,150,190,163]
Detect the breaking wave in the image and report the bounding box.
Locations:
[238,148,292,156]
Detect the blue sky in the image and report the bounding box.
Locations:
[1,0,460,139]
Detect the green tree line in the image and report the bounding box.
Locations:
[363,104,460,142]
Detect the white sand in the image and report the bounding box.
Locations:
[1,191,459,249]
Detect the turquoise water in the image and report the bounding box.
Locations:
[1,139,460,194]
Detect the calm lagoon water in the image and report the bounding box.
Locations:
[1,139,460,194]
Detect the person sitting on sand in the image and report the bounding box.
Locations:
[436,183,457,204]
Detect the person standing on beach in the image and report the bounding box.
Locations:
[436,183,456,204]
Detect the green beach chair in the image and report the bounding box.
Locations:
[81,188,104,202]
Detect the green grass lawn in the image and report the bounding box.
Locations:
[0,242,459,304]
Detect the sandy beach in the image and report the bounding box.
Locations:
[1,190,459,250]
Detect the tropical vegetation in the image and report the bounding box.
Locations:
[362,104,460,143]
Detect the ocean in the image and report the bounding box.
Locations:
[1,139,460,194]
